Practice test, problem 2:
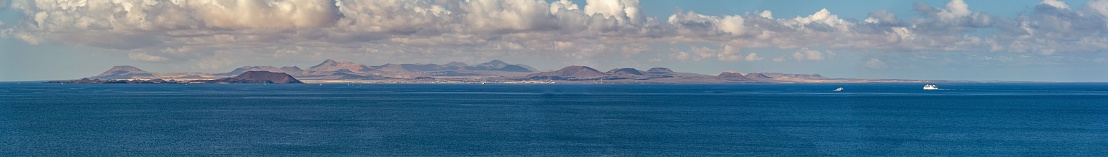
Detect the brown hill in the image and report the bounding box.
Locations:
[93,65,156,79]
[646,67,674,74]
[280,66,304,75]
[744,73,772,80]
[228,66,304,76]
[465,60,537,72]
[526,66,606,80]
[607,68,645,75]
[716,72,751,81]
[307,59,375,74]
[209,71,302,84]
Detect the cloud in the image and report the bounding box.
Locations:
[759,10,773,19]
[672,51,690,61]
[913,0,993,28]
[688,45,745,61]
[1042,0,1070,9]
[16,32,41,45]
[716,45,743,61]
[744,52,763,61]
[0,0,1105,66]
[792,48,824,61]
[865,10,901,26]
[584,0,644,24]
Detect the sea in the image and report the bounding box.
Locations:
[1,82,1107,156]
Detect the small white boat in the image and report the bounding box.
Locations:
[834,87,843,92]
[923,84,939,90]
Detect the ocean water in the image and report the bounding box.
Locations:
[2,83,1107,156]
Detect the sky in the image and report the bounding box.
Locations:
[1,0,1107,81]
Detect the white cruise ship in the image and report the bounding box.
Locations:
[923,84,939,90]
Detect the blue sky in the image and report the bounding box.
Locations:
[1,0,1107,81]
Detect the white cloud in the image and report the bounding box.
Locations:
[718,15,745,35]
[940,0,972,21]
[189,0,341,30]
[688,45,745,61]
[584,0,644,24]
[461,0,555,32]
[1090,0,1108,18]
[793,48,824,61]
[865,10,900,25]
[16,33,41,45]
[914,0,992,27]
[672,51,690,61]
[550,0,580,14]
[759,10,773,19]
[786,8,849,30]
[0,0,1105,66]
[744,52,763,61]
[717,45,743,61]
[1042,0,1069,9]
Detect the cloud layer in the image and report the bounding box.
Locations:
[2,0,1106,69]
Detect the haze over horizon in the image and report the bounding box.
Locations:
[2,0,1107,81]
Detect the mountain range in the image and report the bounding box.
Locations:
[73,59,935,84]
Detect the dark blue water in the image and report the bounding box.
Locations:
[2,83,1107,156]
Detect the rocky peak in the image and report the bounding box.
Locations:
[317,59,338,66]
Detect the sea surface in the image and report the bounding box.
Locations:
[2,82,1107,156]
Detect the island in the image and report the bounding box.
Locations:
[46,59,997,84]
[49,71,301,84]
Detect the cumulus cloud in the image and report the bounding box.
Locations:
[913,0,993,28]
[865,10,901,26]
[744,52,763,61]
[1042,0,1070,9]
[672,51,690,61]
[687,45,746,61]
[668,10,745,35]
[16,32,41,45]
[584,0,644,24]
[793,48,824,61]
[0,0,1105,68]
